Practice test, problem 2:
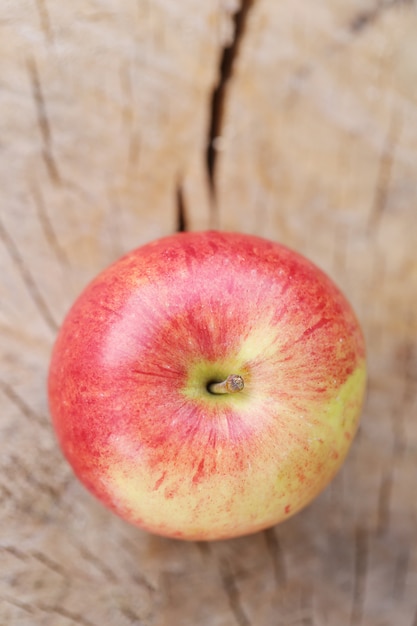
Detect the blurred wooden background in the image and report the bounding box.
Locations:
[1,1,417,625]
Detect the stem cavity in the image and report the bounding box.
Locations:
[208,374,244,395]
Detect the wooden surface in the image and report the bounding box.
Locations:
[1,1,417,625]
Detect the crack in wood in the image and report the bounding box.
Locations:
[8,452,63,503]
[73,541,119,584]
[119,535,157,594]
[297,586,315,626]
[0,482,13,499]
[36,603,98,626]
[27,56,62,185]
[400,318,417,405]
[392,394,407,459]
[300,610,314,626]
[0,378,48,428]
[392,547,409,600]
[219,558,251,626]
[377,470,393,534]
[176,182,187,232]
[263,527,287,586]
[31,181,69,267]
[0,217,58,333]
[195,540,212,557]
[350,527,369,626]
[31,550,69,579]
[350,0,413,33]
[368,112,401,232]
[130,571,157,595]
[1,594,36,615]
[119,604,144,624]
[1,545,28,562]
[2,595,99,626]
[206,0,254,201]
[35,0,54,45]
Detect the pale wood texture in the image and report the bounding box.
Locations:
[1,1,417,625]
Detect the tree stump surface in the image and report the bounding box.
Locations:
[1,2,416,625]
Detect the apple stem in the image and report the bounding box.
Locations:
[208,374,244,395]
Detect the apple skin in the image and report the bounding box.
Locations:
[48,231,366,541]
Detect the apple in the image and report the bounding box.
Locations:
[48,231,366,541]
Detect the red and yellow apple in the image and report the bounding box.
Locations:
[48,231,366,540]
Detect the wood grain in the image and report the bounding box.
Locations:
[1,1,416,625]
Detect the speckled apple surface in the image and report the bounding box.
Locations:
[48,231,366,541]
